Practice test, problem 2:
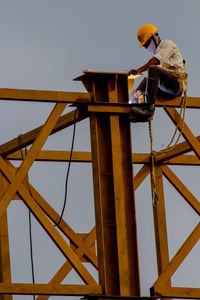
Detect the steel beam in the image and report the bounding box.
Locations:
[0,173,12,300]
[152,166,170,286]
[0,108,87,157]
[77,71,140,296]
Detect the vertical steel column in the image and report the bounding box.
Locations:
[76,72,140,296]
[89,74,120,296]
[151,165,171,299]
[0,172,12,300]
[108,76,140,296]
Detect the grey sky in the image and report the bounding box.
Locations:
[0,0,200,299]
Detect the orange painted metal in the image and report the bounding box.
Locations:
[0,173,12,300]
[0,73,199,299]
[76,71,140,296]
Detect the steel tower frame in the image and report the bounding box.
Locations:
[0,71,199,299]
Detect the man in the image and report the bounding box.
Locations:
[128,24,187,120]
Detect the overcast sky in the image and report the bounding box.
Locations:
[0,1,200,299]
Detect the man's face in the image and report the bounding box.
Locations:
[143,34,159,53]
[146,39,156,53]
[143,37,152,49]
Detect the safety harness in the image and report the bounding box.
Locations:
[162,61,188,96]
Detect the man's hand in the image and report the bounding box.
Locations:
[128,69,139,76]
[131,89,138,98]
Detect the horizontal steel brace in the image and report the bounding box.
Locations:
[83,296,159,300]
[0,87,199,108]
[83,295,200,300]
[87,104,132,113]
[0,283,101,296]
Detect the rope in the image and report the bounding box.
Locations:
[18,135,36,300]
[54,108,77,227]
[148,63,188,207]
[148,121,159,207]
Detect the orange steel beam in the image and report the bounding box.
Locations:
[152,286,200,299]
[0,87,200,108]
[6,151,151,164]
[0,173,12,300]
[152,166,170,287]
[36,228,97,300]
[162,165,200,215]
[8,150,200,166]
[0,103,67,221]
[108,77,140,296]
[0,159,98,286]
[0,108,88,157]
[149,104,200,299]
[27,181,98,269]
[78,71,140,297]
[155,135,200,163]
[1,79,200,299]
[160,154,200,165]
[0,283,101,296]
[6,150,92,162]
[0,88,90,103]
[164,107,200,160]
[155,95,200,108]
[152,222,200,289]
[3,161,99,300]
[89,106,121,293]
[133,165,150,190]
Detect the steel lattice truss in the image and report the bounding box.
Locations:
[0,71,199,299]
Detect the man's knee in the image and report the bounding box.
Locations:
[148,65,160,75]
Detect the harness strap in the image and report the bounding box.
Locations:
[162,62,188,96]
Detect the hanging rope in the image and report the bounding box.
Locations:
[148,121,159,207]
[148,64,188,207]
[54,108,77,227]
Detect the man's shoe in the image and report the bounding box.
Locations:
[131,104,155,120]
[130,114,150,123]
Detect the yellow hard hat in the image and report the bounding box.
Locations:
[137,24,158,48]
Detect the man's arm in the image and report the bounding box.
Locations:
[128,57,160,75]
